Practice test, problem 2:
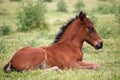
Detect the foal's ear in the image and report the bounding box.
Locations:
[79,11,86,22]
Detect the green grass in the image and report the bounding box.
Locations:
[0,0,120,80]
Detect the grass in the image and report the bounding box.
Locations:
[0,0,120,80]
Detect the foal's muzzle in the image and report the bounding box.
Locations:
[95,42,103,49]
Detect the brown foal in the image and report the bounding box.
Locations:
[4,11,103,72]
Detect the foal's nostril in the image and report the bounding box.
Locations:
[100,42,103,48]
[95,42,103,49]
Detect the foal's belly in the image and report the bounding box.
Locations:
[46,52,82,69]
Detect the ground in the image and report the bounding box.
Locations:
[0,0,120,80]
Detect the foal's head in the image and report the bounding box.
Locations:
[78,11,103,49]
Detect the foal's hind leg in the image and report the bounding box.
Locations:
[43,66,62,72]
[38,58,61,71]
[48,66,62,71]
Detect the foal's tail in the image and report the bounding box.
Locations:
[3,61,12,73]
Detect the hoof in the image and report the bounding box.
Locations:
[92,63,100,70]
[51,66,62,72]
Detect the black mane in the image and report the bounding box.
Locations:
[53,16,78,43]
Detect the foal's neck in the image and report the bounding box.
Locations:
[59,19,84,50]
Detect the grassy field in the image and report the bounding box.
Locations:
[0,0,120,80]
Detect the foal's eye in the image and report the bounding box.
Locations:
[88,27,94,33]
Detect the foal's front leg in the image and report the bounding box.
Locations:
[43,66,62,72]
[74,61,100,70]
